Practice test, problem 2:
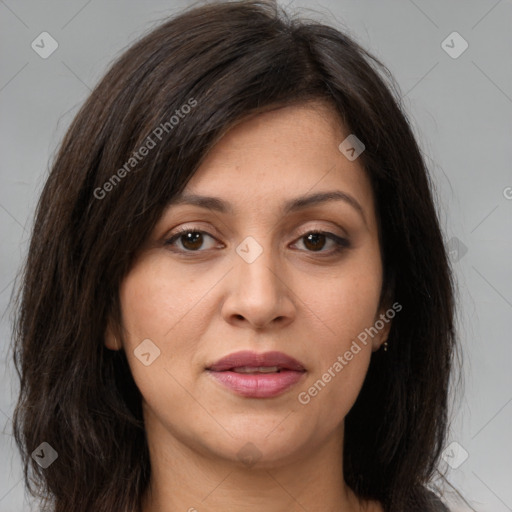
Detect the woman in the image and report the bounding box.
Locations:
[12,1,457,511]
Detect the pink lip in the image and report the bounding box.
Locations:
[206,350,306,398]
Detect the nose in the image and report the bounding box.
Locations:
[221,243,296,330]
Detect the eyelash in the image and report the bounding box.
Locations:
[164,227,350,256]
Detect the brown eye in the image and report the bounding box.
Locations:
[294,231,350,254]
[303,232,327,252]
[165,229,218,252]
[179,231,204,251]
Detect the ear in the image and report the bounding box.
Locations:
[371,274,397,352]
[370,294,395,353]
[371,309,392,352]
[104,320,122,351]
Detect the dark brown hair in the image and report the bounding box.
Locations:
[12,1,457,511]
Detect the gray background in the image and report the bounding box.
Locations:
[1,0,511,511]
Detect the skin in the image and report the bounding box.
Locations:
[106,101,390,512]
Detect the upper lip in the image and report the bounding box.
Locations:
[207,350,306,372]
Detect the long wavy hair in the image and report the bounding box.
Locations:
[11,1,458,511]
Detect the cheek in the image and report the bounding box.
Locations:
[119,254,211,344]
[117,255,207,384]
[296,250,382,414]
[119,259,178,340]
[309,248,383,350]
[117,257,204,421]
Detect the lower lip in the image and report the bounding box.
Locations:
[207,370,305,398]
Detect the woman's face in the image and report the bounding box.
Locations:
[107,101,390,468]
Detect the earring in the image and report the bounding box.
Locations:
[383,341,389,352]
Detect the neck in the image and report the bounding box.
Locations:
[140,410,376,512]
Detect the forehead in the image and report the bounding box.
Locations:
[170,101,376,225]
[198,101,347,171]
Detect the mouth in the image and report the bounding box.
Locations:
[206,350,306,398]
[230,366,283,374]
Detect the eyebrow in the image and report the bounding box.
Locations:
[169,190,367,223]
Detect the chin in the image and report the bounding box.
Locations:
[201,413,319,468]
